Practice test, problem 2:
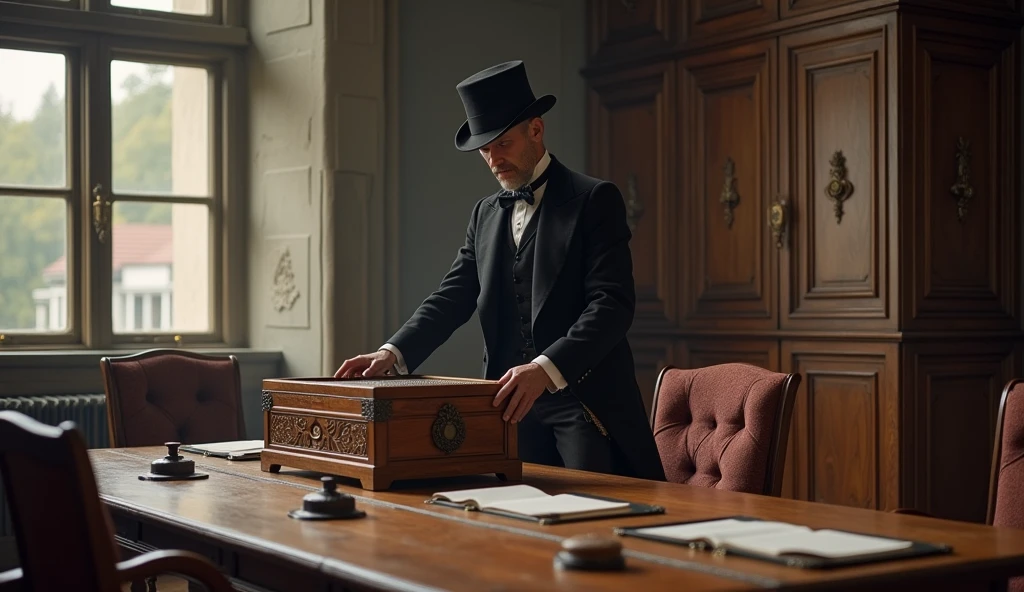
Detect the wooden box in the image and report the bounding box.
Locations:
[260,375,521,490]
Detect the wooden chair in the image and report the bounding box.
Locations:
[650,363,800,497]
[100,349,246,448]
[0,410,233,591]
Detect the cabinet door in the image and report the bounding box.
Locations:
[900,17,1019,332]
[686,0,778,40]
[679,40,776,331]
[588,0,674,61]
[779,16,896,331]
[588,62,677,332]
[902,341,1020,523]
[780,340,899,510]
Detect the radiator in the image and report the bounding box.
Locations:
[0,394,109,537]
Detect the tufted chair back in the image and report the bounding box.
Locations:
[989,379,1024,592]
[650,363,799,496]
[101,349,246,448]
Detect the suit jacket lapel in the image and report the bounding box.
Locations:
[532,156,585,328]
[476,194,505,355]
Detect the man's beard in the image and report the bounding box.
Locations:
[494,151,539,190]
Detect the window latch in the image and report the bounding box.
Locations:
[91,183,111,244]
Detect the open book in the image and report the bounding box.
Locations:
[427,484,642,524]
[179,439,265,461]
[616,517,950,568]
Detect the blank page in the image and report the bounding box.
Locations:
[727,529,913,558]
[432,484,549,507]
[185,440,265,453]
[484,493,629,517]
[634,519,810,547]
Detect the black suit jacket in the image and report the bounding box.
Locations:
[388,156,665,481]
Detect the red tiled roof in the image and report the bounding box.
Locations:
[42,224,172,278]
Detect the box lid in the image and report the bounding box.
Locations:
[261,375,500,400]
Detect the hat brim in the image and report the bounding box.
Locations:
[454,94,556,152]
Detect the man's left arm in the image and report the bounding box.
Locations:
[540,181,635,387]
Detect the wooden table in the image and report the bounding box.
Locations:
[90,447,1024,591]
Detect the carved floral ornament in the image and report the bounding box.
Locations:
[271,247,301,312]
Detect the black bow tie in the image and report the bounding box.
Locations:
[497,164,551,209]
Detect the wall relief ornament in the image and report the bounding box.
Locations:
[271,247,301,312]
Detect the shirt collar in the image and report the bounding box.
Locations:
[529,150,551,187]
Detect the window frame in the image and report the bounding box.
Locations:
[0,0,246,351]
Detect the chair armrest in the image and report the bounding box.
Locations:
[0,568,23,592]
[118,550,234,592]
[890,507,936,518]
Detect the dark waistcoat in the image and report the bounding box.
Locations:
[493,202,542,374]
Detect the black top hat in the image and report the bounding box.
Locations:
[454,61,556,152]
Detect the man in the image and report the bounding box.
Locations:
[336,61,664,481]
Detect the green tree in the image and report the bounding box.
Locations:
[0,66,173,330]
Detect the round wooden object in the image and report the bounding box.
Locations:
[554,534,625,571]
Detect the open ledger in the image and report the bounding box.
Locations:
[426,484,660,524]
[179,440,265,461]
[615,517,951,568]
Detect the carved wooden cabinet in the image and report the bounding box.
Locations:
[586,0,1022,523]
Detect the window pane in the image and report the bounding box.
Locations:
[111,60,209,196]
[0,196,68,332]
[0,49,67,188]
[110,0,210,16]
[112,201,209,333]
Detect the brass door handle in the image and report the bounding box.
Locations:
[768,196,789,249]
[92,183,111,244]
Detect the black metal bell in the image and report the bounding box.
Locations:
[288,476,366,520]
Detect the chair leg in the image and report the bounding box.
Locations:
[147,576,158,592]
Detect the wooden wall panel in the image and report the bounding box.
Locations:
[679,40,776,330]
[902,341,1020,523]
[781,0,866,20]
[588,0,673,60]
[631,337,675,419]
[686,0,779,40]
[588,62,677,332]
[902,18,1019,331]
[779,17,894,330]
[781,341,899,510]
[678,338,779,372]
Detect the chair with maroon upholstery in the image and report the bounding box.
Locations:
[650,363,800,497]
[989,379,1024,592]
[100,348,247,448]
[0,410,233,592]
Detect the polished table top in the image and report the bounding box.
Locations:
[90,447,1024,591]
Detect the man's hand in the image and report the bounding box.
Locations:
[334,350,397,379]
[493,363,552,423]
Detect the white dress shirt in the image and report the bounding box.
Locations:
[379,151,569,392]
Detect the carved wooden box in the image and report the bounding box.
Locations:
[260,376,521,490]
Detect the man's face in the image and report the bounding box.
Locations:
[479,119,543,190]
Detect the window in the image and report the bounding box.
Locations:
[0,0,244,348]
